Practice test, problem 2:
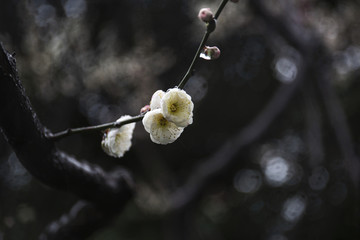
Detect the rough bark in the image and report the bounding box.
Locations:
[0,43,134,239]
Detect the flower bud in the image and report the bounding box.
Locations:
[140,105,151,114]
[200,46,221,60]
[198,8,214,23]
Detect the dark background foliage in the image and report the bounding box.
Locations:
[1,0,360,239]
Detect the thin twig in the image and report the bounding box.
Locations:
[214,0,229,20]
[178,0,229,89]
[177,31,211,89]
[47,114,144,140]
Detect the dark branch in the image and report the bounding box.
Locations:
[302,83,325,167]
[0,43,134,238]
[315,57,360,188]
[39,201,122,240]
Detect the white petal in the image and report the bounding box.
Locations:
[116,115,136,132]
[142,109,184,145]
[142,110,155,133]
[161,88,194,127]
[150,90,165,110]
[200,52,212,60]
[101,115,136,158]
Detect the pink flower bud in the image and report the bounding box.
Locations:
[140,105,151,114]
[198,8,214,23]
[200,46,221,60]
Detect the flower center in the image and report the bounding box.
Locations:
[159,117,167,126]
[170,103,177,112]
[115,133,122,144]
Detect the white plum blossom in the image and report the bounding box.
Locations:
[101,115,136,158]
[142,109,184,145]
[150,90,165,110]
[142,88,194,144]
[161,88,194,127]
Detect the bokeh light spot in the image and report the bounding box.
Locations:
[35,4,56,27]
[308,166,329,191]
[328,182,347,206]
[274,57,297,83]
[281,195,306,223]
[62,0,87,18]
[16,204,36,224]
[234,169,262,193]
[262,156,290,187]
[334,45,360,76]
[0,153,31,191]
[184,76,208,102]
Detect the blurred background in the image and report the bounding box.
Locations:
[1,0,360,239]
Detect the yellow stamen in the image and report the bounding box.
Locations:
[159,117,167,126]
[170,104,177,112]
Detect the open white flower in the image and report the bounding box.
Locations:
[101,115,136,158]
[161,88,194,127]
[142,109,184,145]
[150,90,165,110]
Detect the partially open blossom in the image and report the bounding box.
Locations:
[200,46,221,60]
[101,115,136,158]
[150,90,165,110]
[161,88,194,127]
[142,109,184,145]
[198,8,213,22]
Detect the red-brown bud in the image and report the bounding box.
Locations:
[198,8,214,22]
[140,105,151,114]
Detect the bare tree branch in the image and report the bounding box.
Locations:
[0,43,134,238]
[39,201,123,240]
[315,62,360,188]
[302,82,325,167]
